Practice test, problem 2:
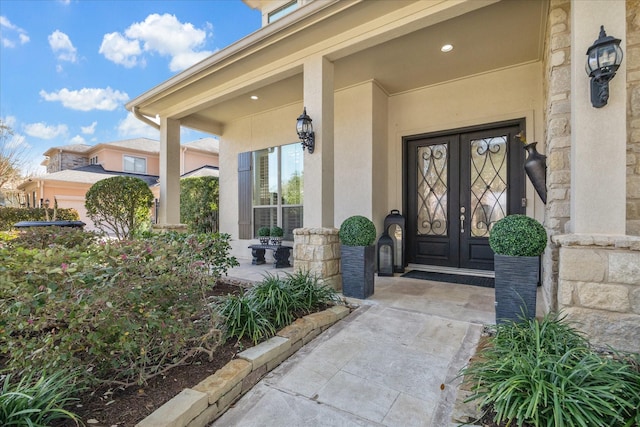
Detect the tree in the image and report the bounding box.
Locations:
[282,172,302,204]
[0,121,26,189]
[85,176,154,240]
[180,176,219,233]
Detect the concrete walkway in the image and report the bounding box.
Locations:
[212,263,496,426]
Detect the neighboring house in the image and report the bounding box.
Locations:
[19,137,219,229]
[125,1,640,352]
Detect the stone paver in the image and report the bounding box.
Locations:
[210,272,500,426]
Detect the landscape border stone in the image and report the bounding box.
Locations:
[135,304,353,427]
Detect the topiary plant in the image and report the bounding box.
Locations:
[270,226,283,237]
[339,215,377,246]
[489,214,547,257]
[258,226,271,237]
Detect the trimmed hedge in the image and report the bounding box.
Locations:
[0,207,79,231]
[489,214,547,257]
[339,215,377,246]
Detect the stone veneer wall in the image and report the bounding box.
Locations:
[541,0,572,312]
[627,0,640,235]
[46,152,89,173]
[293,227,342,291]
[553,234,640,353]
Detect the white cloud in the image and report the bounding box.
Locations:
[48,30,77,62]
[99,32,142,68]
[118,112,160,139]
[101,13,212,72]
[39,87,129,111]
[170,51,212,72]
[23,122,68,140]
[81,121,97,135]
[69,135,86,144]
[1,16,29,48]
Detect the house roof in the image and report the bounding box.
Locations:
[42,137,219,158]
[181,165,219,178]
[183,138,219,153]
[93,138,160,153]
[125,0,548,135]
[42,144,93,156]
[18,164,159,189]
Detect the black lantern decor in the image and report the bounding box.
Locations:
[384,209,406,273]
[585,25,623,108]
[377,232,394,277]
[296,107,315,153]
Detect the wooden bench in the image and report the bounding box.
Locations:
[248,244,293,268]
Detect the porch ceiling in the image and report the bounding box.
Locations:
[130,0,548,134]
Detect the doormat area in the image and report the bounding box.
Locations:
[401,270,495,288]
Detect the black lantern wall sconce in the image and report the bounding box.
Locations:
[585,25,623,108]
[296,107,315,153]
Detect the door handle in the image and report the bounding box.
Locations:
[460,207,466,234]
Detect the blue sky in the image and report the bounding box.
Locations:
[0,0,261,174]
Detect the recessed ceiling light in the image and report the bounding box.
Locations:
[441,44,453,53]
[250,95,259,100]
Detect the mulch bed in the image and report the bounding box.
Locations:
[55,279,252,427]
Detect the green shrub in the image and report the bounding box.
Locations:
[9,226,99,250]
[85,176,154,240]
[339,215,377,246]
[461,313,640,427]
[218,293,275,345]
[257,226,271,237]
[218,272,340,344]
[0,370,83,426]
[180,176,219,233]
[0,232,238,388]
[0,207,79,231]
[270,226,283,237]
[488,214,547,256]
[285,270,340,313]
[250,275,299,329]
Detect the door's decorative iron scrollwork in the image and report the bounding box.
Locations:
[470,137,507,237]
[417,144,448,236]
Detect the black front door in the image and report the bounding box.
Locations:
[404,120,525,271]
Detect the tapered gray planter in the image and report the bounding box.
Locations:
[494,254,539,323]
[340,244,375,299]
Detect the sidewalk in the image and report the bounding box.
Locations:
[211,270,495,426]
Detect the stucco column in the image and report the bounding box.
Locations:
[158,117,181,225]
[303,56,334,228]
[570,0,626,235]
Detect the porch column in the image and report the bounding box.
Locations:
[158,117,181,225]
[303,56,335,228]
[570,0,626,235]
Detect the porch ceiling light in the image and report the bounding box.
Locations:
[585,25,623,108]
[296,107,315,153]
[441,44,453,53]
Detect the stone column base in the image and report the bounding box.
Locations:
[553,234,640,353]
[293,227,342,291]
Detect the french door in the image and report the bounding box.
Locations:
[404,120,525,271]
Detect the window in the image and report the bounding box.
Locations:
[123,155,146,174]
[252,143,303,240]
[267,0,298,23]
[90,156,98,165]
